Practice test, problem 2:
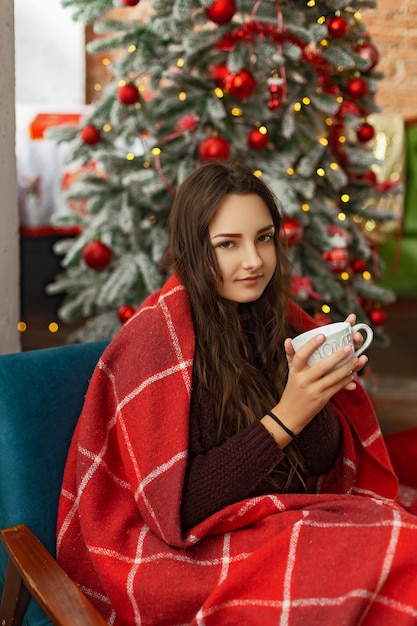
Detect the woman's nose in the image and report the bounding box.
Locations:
[241,244,262,269]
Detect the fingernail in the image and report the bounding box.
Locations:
[315,334,325,342]
[343,345,353,354]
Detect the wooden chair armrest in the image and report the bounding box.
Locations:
[1,525,107,626]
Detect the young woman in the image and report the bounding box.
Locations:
[57,162,417,625]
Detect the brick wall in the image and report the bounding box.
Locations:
[85,0,416,121]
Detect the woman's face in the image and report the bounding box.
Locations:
[208,193,277,305]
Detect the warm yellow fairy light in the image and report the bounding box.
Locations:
[322,304,331,314]
[338,135,346,144]
[287,167,295,175]
[231,107,242,116]
[151,147,161,156]
[143,161,150,168]
[126,153,135,161]
[102,58,111,66]
[177,58,184,68]
[253,170,262,178]
[118,80,127,87]
[17,321,27,332]
[293,102,302,112]
[302,97,311,105]
[94,83,102,93]
[341,193,350,203]
[179,91,187,101]
[258,125,267,135]
[214,87,224,98]
[337,96,344,104]
[320,39,329,47]
[362,271,372,281]
[325,117,333,127]
[338,212,347,221]
[138,84,146,93]
[302,203,310,212]
[307,0,315,6]
[330,162,339,170]
[341,272,350,281]
[317,168,325,177]
[103,124,111,132]
[317,15,326,24]
[48,322,59,333]
[319,137,328,146]
[354,11,362,20]
[365,219,376,232]
[128,45,137,53]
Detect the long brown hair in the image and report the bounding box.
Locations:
[161,161,295,436]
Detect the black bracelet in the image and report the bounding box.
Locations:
[266,410,297,441]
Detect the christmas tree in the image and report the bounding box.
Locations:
[48,0,398,343]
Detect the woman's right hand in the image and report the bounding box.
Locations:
[261,333,366,446]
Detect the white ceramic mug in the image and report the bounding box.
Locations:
[292,321,373,368]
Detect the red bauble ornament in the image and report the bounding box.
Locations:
[357,122,375,143]
[327,15,349,38]
[82,241,112,271]
[369,308,388,326]
[211,62,229,89]
[206,0,236,24]
[80,125,101,146]
[346,77,368,99]
[118,305,136,323]
[198,136,231,161]
[122,0,140,5]
[282,217,304,246]
[247,127,269,150]
[338,101,361,118]
[117,82,139,105]
[356,42,379,71]
[323,247,349,273]
[226,69,256,99]
[351,259,367,274]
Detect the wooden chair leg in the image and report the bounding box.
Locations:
[0,557,30,626]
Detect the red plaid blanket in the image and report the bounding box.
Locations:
[58,272,417,625]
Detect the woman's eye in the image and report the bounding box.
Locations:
[258,233,273,243]
[218,241,235,249]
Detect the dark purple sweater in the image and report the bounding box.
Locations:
[180,385,342,530]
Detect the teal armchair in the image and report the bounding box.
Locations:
[0,341,109,626]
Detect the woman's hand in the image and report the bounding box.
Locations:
[262,330,368,446]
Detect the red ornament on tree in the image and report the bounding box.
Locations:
[226,69,256,99]
[247,127,269,150]
[206,0,236,25]
[346,77,368,99]
[80,125,101,146]
[211,62,229,89]
[267,76,284,110]
[117,82,139,105]
[369,308,388,326]
[323,247,349,273]
[356,122,375,143]
[326,15,349,38]
[122,0,140,5]
[118,305,136,323]
[351,259,367,274]
[357,122,375,143]
[82,241,113,271]
[356,42,379,71]
[282,217,304,246]
[198,136,231,161]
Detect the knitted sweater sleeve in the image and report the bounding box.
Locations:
[180,391,341,531]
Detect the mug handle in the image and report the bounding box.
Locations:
[351,323,373,357]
